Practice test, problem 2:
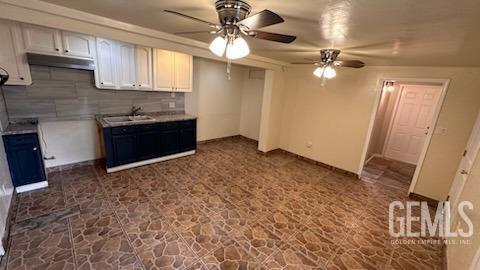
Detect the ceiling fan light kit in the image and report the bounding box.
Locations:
[165,0,296,63]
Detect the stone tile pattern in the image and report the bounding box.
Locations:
[2,65,184,120]
[2,137,444,269]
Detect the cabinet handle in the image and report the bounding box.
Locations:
[55,48,60,51]
[65,50,69,53]
[133,84,136,87]
[139,84,142,87]
[33,147,37,151]
[101,82,104,85]
[20,77,24,80]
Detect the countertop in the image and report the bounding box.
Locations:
[2,121,39,136]
[96,112,197,128]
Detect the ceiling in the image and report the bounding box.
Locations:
[40,0,480,66]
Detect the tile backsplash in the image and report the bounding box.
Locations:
[1,65,184,120]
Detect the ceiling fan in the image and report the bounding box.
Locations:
[292,49,365,79]
[0,67,9,87]
[164,0,296,60]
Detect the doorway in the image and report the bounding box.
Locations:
[359,78,449,192]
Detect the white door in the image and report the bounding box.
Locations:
[153,49,174,91]
[117,42,136,90]
[62,32,95,58]
[135,46,152,90]
[384,84,442,164]
[0,21,31,85]
[174,52,192,92]
[22,24,62,55]
[448,111,480,221]
[95,38,117,89]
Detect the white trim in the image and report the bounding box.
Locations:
[15,181,48,193]
[0,244,4,256]
[107,150,195,173]
[469,247,480,270]
[358,77,450,196]
[357,79,384,175]
[365,153,383,165]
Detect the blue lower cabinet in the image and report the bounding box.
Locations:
[103,119,197,168]
[3,133,46,187]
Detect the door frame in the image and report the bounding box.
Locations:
[358,77,450,195]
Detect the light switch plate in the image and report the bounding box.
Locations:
[169,102,175,109]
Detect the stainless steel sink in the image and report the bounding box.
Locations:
[104,115,155,124]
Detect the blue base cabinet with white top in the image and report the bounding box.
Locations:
[2,133,46,189]
[101,119,196,172]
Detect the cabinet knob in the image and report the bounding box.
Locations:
[55,48,60,51]
[132,84,136,87]
[139,84,142,87]
[65,50,69,53]
[33,147,37,151]
[20,77,24,80]
[101,82,104,85]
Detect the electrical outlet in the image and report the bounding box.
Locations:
[169,102,175,109]
[435,127,448,136]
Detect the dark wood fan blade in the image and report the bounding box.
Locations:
[291,62,317,65]
[248,30,296,43]
[174,30,216,35]
[164,10,220,29]
[238,10,284,30]
[333,60,365,68]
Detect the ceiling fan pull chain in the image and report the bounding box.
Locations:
[227,59,232,80]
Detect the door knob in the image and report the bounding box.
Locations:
[460,169,469,175]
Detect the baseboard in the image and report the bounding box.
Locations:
[15,181,48,193]
[197,135,257,144]
[408,192,440,208]
[46,158,103,173]
[106,150,195,173]
[365,153,383,165]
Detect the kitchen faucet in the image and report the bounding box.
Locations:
[130,106,142,116]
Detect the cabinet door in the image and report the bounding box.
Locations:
[22,24,62,55]
[0,21,31,85]
[135,46,153,90]
[62,31,95,58]
[95,38,117,89]
[137,131,160,161]
[159,130,180,156]
[174,52,193,92]
[117,42,136,90]
[4,140,45,187]
[112,134,137,166]
[180,128,196,152]
[153,49,174,91]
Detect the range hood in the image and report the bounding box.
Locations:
[26,53,95,71]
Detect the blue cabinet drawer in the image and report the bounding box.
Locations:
[112,126,137,135]
[4,134,37,146]
[179,120,195,128]
[137,124,157,132]
[159,121,178,130]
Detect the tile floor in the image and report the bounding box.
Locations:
[0,137,444,269]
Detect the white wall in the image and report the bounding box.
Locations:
[0,92,13,255]
[280,65,480,201]
[186,57,265,142]
[240,70,265,141]
[38,120,102,168]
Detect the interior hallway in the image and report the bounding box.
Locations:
[0,137,443,270]
[362,156,417,190]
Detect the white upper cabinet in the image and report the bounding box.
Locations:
[153,49,174,91]
[153,49,192,92]
[62,32,95,58]
[135,46,153,90]
[95,38,117,89]
[22,24,62,55]
[22,24,95,59]
[174,52,193,92]
[117,42,136,90]
[0,20,31,85]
